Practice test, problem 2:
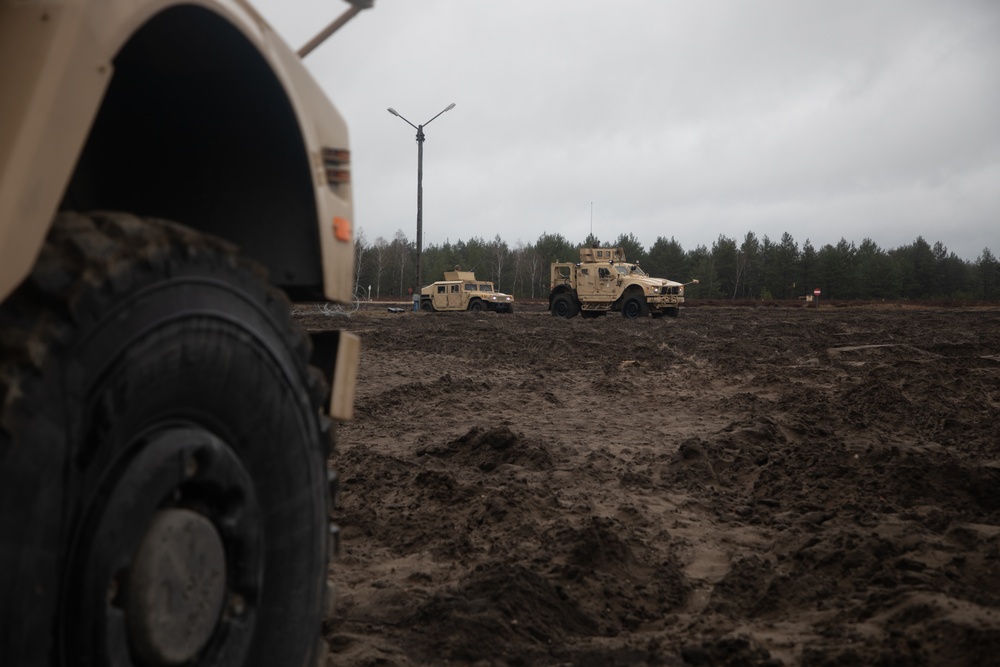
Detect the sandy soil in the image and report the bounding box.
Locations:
[294,302,1000,667]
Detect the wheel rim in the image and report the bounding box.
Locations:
[624,300,639,318]
[64,427,261,666]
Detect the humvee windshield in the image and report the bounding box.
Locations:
[615,265,647,276]
[479,284,493,292]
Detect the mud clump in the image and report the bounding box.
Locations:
[418,425,555,472]
[409,564,597,663]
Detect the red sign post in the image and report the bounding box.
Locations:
[813,288,820,307]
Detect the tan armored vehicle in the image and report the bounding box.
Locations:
[550,246,695,318]
[0,2,371,664]
[420,268,515,313]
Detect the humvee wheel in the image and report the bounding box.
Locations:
[0,212,331,667]
[421,300,434,312]
[468,299,485,312]
[551,293,580,318]
[621,295,650,318]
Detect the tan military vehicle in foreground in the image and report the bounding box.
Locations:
[420,268,515,313]
[550,246,696,318]
[0,2,370,665]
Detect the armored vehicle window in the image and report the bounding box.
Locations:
[581,268,589,275]
[451,285,460,293]
[599,268,611,279]
[437,285,446,293]
[557,267,571,278]
[480,284,492,292]
[464,284,476,291]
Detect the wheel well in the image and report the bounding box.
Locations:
[60,6,321,294]
[611,285,645,310]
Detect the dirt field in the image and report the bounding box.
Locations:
[294,302,1000,667]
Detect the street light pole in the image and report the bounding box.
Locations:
[387,103,455,294]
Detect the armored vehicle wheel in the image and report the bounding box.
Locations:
[468,299,484,312]
[0,212,331,667]
[551,293,580,318]
[421,300,434,312]
[621,294,650,318]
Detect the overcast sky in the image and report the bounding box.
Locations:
[254,0,999,262]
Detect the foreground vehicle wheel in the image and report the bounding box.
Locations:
[551,293,580,318]
[0,212,331,667]
[621,295,650,318]
[421,300,434,312]
[468,299,484,312]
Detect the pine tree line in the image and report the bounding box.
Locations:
[352,229,1000,302]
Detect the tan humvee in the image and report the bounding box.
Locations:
[550,246,697,318]
[420,269,515,313]
[0,2,371,664]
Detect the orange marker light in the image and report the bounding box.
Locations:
[333,217,352,242]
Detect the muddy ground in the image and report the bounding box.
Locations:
[293,302,1000,667]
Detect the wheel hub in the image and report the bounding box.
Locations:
[63,427,261,666]
[126,509,227,666]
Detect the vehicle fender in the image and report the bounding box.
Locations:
[0,1,355,304]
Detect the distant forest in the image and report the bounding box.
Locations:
[352,229,1000,302]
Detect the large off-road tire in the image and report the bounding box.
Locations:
[550,293,580,318]
[0,212,332,667]
[468,299,485,312]
[621,294,650,319]
[421,299,434,312]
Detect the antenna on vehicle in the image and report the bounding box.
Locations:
[469,256,487,273]
[298,0,374,58]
